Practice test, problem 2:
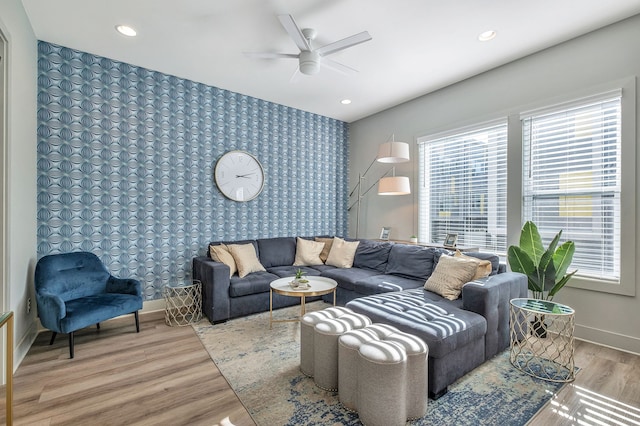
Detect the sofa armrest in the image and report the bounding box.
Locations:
[462,272,527,359]
[35,291,66,331]
[107,277,143,297]
[193,256,231,323]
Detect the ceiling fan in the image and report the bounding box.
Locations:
[244,14,372,79]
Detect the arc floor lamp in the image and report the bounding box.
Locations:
[349,137,411,238]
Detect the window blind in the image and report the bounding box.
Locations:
[418,121,508,252]
[522,95,622,281]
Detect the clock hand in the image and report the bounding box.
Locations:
[236,173,255,178]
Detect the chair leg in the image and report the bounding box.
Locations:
[49,332,57,345]
[69,332,75,359]
[134,311,140,333]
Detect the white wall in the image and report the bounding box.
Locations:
[0,0,39,366]
[349,14,640,354]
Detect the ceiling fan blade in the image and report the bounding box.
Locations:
[322,58,358,76]
[244,52,299,59]
[289,67,303,84]
[315,31,372,57]
[278,14,310,52]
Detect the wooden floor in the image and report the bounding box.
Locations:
[1,312,639,426]
[0,312,255,426]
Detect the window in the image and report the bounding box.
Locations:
[418,121,508,252]
[521,91,621,282]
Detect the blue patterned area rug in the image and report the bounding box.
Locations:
[193,302,570,426]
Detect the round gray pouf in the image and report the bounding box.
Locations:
[385,331,429,419]
[300,307,353,377]
[313,313,370,391]
[357,340,407,426]
[338,324,398,410]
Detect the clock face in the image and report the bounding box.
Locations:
[214,151,265,202]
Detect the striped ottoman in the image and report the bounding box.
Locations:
[300,307,371,391]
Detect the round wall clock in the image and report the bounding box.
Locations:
[214,150,265,202]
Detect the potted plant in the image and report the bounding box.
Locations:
[507,221,577,336]
[291,268,309,289]
[410,235,418,244]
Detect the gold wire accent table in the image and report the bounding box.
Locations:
[0,311,13,425]
[269,276,337,329]
[509,298,575,382]
[164,280,202,326]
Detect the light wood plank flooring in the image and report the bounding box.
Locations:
[1,312,639,425]
[1,311,255,426]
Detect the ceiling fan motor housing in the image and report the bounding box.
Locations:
[299,50,321,75]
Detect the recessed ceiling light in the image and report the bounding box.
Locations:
[341,99,352,105]
[115,25,137,37]
[478,30,497,42]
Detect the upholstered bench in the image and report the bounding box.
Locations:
[346,289,486,399]
[300,307,371,390]
[338,324,429,426]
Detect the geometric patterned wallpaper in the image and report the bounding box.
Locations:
[37,41,349,300]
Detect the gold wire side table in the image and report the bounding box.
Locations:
[509,298,575,382]
[164,280,202,326]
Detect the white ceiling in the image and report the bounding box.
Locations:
[21,0,640,123]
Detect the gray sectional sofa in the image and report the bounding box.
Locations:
[192,236,527,398]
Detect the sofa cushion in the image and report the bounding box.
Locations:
[209,244,237,278]
[353,274,424,296]
[210,240,258,257]
[353,240,392,272]
[267,265,322,278]
[462,252,501,275]
[293,237,325,266]
[454,250,492,280]
[320,267,379,292]
[315,237,334,263]
[228,271,280,297]
[424,254,478,300]
[228,243,266,278]
[326,237,360,268]
[257,237,296,268]
[385,245,440,281]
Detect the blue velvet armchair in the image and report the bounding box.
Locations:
[34,251,143,358]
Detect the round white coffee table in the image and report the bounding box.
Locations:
[269,276,337,328]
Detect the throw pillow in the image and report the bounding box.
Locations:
[325,237,360,268]
[315,237,334,263]
[454,250,492,280]
[424,254,478,300]
[227,243,266,278]
[209,244,238,278]
[293,237,325,266]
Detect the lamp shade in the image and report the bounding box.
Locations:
[376,141,410,163]
[378,176,411,195]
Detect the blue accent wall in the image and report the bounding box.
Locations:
[36,41,348,300]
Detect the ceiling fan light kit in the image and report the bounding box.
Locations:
[299,50,321,75]
[244,14,371,78]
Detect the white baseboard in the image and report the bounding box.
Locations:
[140,298,166,314]
[575,324,640,356]
[14,319,39,372]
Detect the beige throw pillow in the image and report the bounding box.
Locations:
[293,237,325,266]
[424,254,478,300]
[315,237,334,263]
[227,243,266,278]
[454,250,492,280]
[325,237,360,268]
[209,244,237,278]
